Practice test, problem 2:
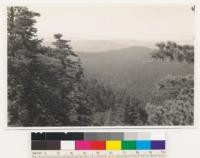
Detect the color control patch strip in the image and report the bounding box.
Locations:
[31,132,166,150]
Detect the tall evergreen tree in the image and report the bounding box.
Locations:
[7,7,41,57]
[7,7,42,126]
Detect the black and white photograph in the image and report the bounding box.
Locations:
[7,4,194,127]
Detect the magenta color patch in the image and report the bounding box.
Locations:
[75,141,91,150]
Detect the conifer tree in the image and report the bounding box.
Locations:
[7,7,42,126]
[7,7,41,57]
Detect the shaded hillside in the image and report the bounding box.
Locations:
[78,46,194,105]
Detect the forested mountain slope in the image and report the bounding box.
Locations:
[78,46,193,105]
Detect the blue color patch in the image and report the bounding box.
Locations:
[136,141,151,150]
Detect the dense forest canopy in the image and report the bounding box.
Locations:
[7,6,194,126]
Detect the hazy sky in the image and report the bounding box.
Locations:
[28,4,194,41]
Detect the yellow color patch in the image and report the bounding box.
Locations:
[106,140,121,150]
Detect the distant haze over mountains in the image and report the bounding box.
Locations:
[71,40,157,52]
[42,39,193,53]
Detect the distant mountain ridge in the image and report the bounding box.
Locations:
[77,46,153,62]
[42,39,193,53]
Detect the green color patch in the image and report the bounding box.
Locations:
[122,141,136,150]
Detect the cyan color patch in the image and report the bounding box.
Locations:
[136,141,151,150]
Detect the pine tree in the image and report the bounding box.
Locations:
[7,7,42,126]
[7,7,41,57]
